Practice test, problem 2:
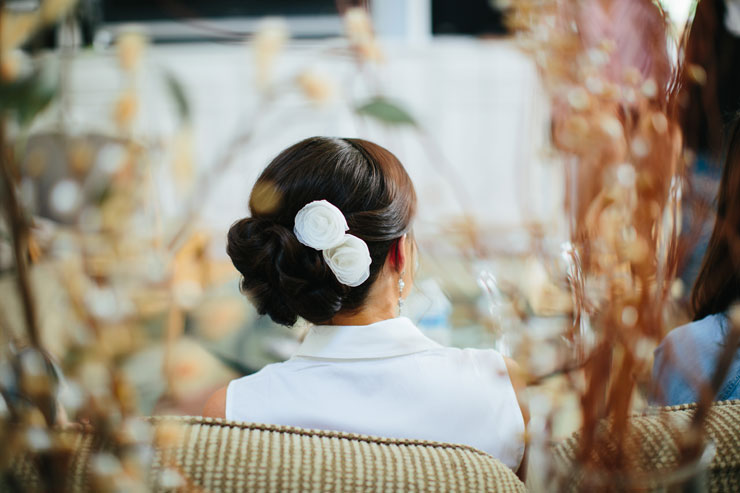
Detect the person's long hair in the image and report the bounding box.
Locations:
[680,0,740,160]
[691,114,740,320]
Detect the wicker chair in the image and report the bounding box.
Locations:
[552,400,740,492]
[7,416,526,492]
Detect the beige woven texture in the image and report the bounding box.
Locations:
[148,416,526,492]
[4,431,97,492]
[552,399,740,492]
[5,416,525,492]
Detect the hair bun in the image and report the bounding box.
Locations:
[226,217,346,326]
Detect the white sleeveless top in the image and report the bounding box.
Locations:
[226,317,525,470]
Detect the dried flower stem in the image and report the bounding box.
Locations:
[0,123,41,349]
[0,0,42,350]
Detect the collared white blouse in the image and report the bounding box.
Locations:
[226,317,526,470]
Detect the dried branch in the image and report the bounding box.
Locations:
[0,119,40,349]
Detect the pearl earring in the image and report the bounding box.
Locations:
[398,270,406,316]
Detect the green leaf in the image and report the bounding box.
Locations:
[0,56,59,126]
[356,97,416,126]
[162,69,191,123]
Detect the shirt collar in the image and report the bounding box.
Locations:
[293,317,442,360]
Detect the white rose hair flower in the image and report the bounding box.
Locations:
[323,234,372,287]
[294,200,348,250]
[293,200,371,287]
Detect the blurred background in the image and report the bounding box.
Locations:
[0,0,700,435]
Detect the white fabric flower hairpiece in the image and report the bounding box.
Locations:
[293,200,372,287]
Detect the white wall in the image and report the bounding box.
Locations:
[44,37,562,253]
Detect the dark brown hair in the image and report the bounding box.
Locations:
[227,137,416,326]
[691,114,740,320]
[679,0,740,159]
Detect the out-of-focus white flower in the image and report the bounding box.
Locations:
[84,285,133,322]
[294,200,348,250]
[585,75,605,95]
[173,279,203,309]
[159,468,186,489]
[651,111,669,134]
[622,87,637,104]
[599,115,623,140]
[26,427,52,452]
[323,234,372,287]
[641,78,657,98]
[670,279,684,299]
[634,337,657,363]
[621,305,638,327]
[587,47,609,67]
[20,349,46,377]
[527,342,560,376]
[686,64,707,85]
[121,418,153,444]
[96,143,127,175]
[567,87,590,111]
[344,7,383,62]
[116,30,148,72]
[19,351,52,398]
[616,163,636,187]
[344,8,373,44]
[50,179,82,216]
[296,69,338,105]
[113,89,139,130]
[92,452,123,477]
[631,137,650,158]
[144,253,167,283]
[253,18,289,90]
[293,200,371,286]
[58,380,85,414]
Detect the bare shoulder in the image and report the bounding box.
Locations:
[202,386,228,418]
[503,357,524,388]
[503,357,529,424]
[502,356,530,481]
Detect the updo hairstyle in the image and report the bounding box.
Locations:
[227,137,417,326]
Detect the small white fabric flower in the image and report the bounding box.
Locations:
[323,234,372,287]
[294,200,348,250]
[293,200,372,287]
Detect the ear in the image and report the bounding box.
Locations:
[389,234,407,273]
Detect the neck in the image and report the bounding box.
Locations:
[328,269,399,326]
[329,308,397,326]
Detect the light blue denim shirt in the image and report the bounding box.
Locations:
[652,313,740,406]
